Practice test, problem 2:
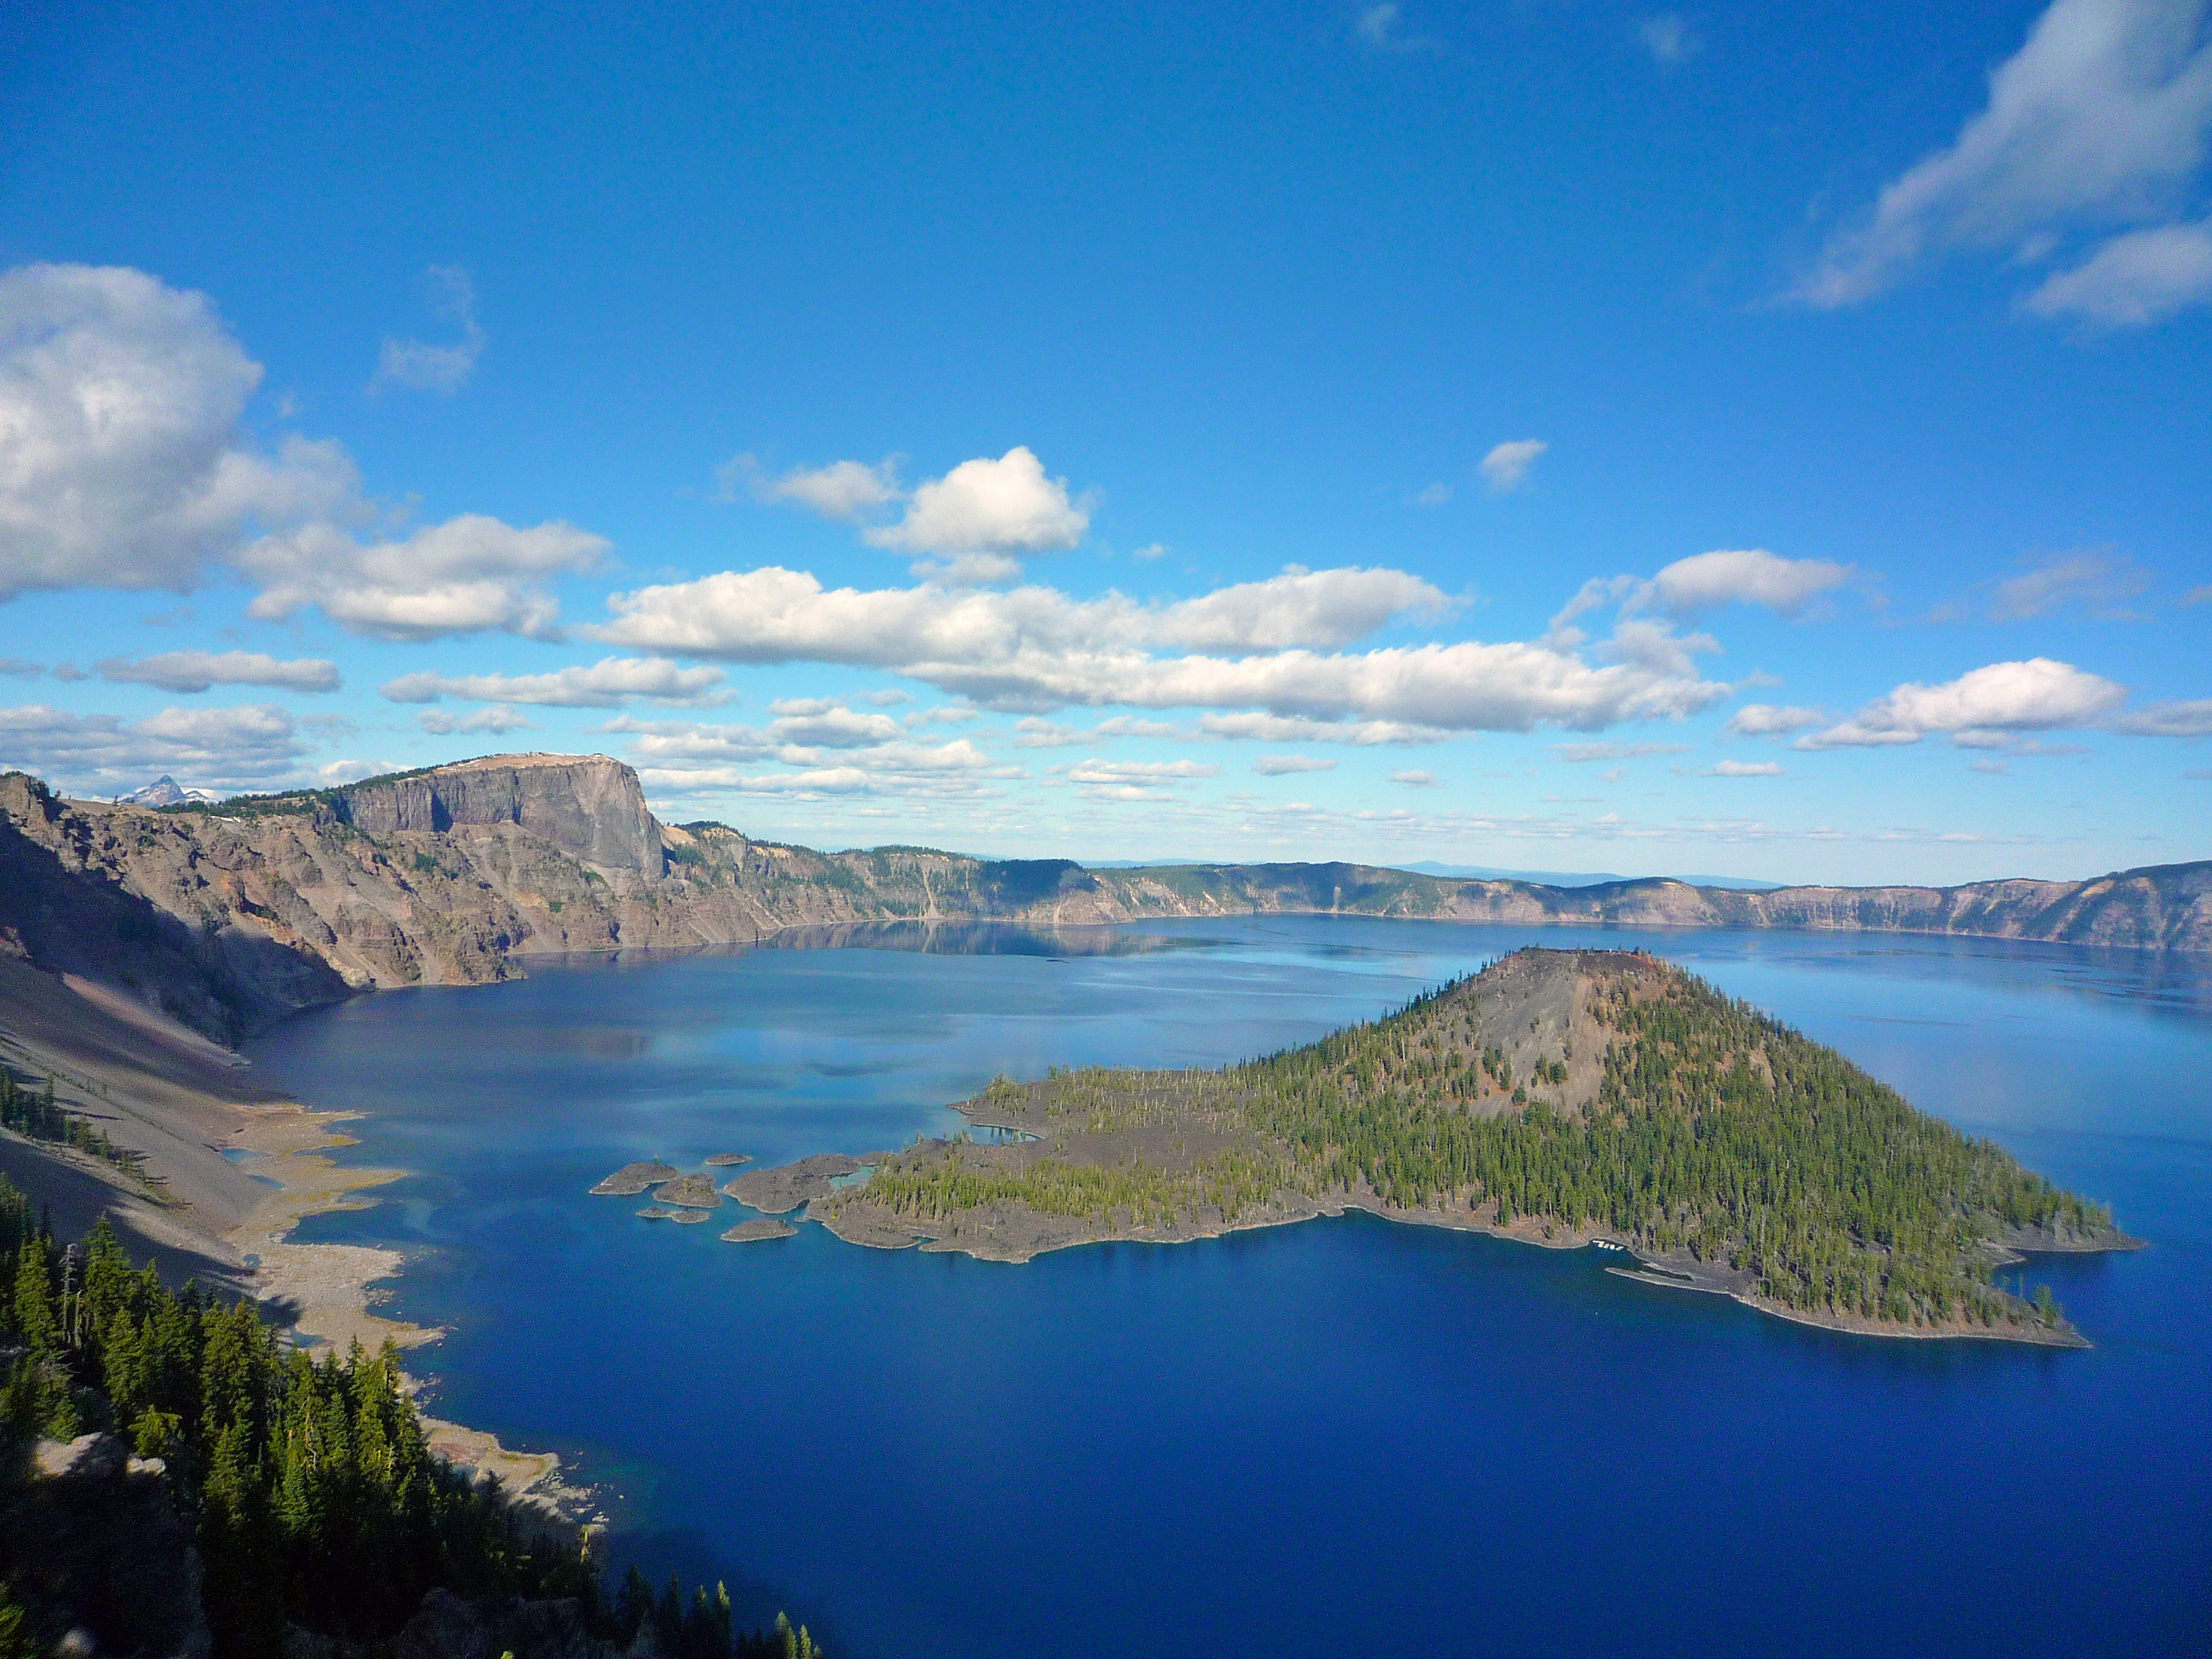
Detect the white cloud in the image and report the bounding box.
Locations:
[0,701,306,791]
[1724,704,1827,737]
[1798,0,2212,310]
[1388,769,1438,786]
[0,262,608,634]
[2022,215,2212,321]
[1413,482,1452,506]
[1798,658,2128,748]
[592,565,1443,663]
[1198,712,1449,745]
[1130,541,1168,561]
[380,656,725,708]
[153,655,333,699]
[370,266,483,395]
[96,649,341,694]
[1640,14,1698,65]
[1252,755,1338,775]
[594,565,1722,729]
[1,264,324,598]
[1480,440,1547,492]
[2111,698,2212,736]
[418,705,537,736]
[1640,548,1852,615]
[241,514,607,640]
[1061,759,1221,783]
[1554,740,1689,762]
[1705,760,1785,777]
[1011,718,1100,749]
[763,700,903,748]
[1989,549,2151,618]
[867,447,1089,555]
[731,455,902,520]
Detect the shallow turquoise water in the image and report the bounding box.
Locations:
[244,920,2212,1657]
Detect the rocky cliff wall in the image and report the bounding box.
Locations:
[333,753,662,876]
[2,756,2207,1044]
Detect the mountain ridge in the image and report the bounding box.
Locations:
[2,752,2207,1044]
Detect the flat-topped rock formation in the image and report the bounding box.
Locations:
[703,1152,751,1167]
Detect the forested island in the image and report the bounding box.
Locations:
[802,949,2134,1345]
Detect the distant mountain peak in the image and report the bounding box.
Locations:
[120,776,219,806]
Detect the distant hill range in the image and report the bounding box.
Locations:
[2,752,2207,1041]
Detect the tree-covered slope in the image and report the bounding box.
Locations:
[821,950,2130,1341]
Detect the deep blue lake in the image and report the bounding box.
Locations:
[243,919,2212,1658]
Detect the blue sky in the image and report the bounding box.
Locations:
[2,0,2208,883]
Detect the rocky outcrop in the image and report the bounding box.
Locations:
[332,755,661,877]
[1,1433,212,1658]
[4,754,2207,1046]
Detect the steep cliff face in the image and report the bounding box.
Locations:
[2,755,2207,1044]
[332,753,662,876]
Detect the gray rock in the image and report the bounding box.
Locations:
[591,1161,680,1196]
[650,1174,719,1209]
[35,1433,129,1481]
[720,1218,797,1244]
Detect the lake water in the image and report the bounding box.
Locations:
[243,919,2212,1658]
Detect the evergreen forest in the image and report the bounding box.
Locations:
[0,1183,824,1656]
[845,951,2113,1334]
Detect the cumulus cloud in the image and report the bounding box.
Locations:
[1796,0,2212,314]
[592,565,1443,666]
[866,446,1090,556]
[1705,760,1785,777]
[1550,552,1851,648]
[240,515,606,640]
[97,650,341,694]
[0,702,306,791]
[2022,215,2212,321]
[1252,755,1338,775]
[0,263,607,634]
[1640,549,1852,615]
[1388,769,1438,786]
[1796,657,2127,748]
[380,656,725,709]
[370,266,483,395]
[585,561,1701,734]
[1,263,314,598]
[0,659,39,678]
[1480,440,1547,492]
[1989,549,2151,618]
[418,705,536,736]
[729,455,902,519]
